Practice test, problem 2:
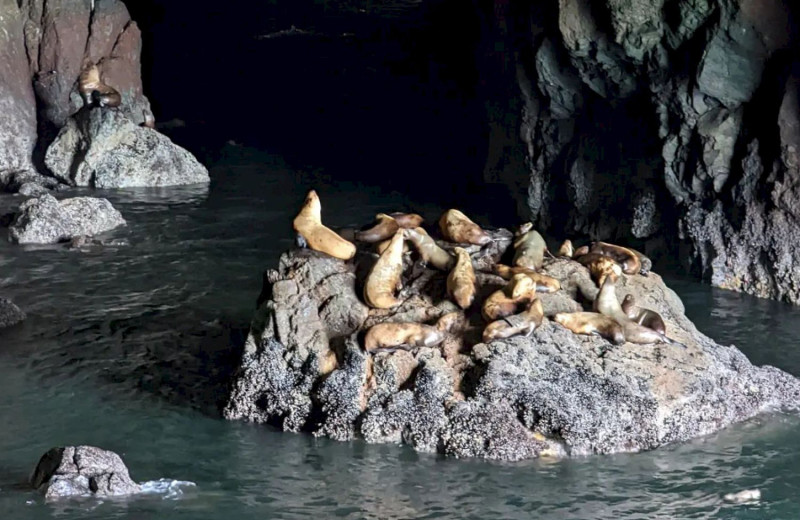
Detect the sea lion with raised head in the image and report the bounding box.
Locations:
[574,253,623,287]
[439,209,492,246]
[403,227,454,270]
[388,212,424,228]
[512,222,548,270]
[483,298,545,342]
[557,239,574,258]
[364,322,444,352]
[447,247,477,309]
[78,62,122,108]
[573,245,589,258]
[363,230,405,308]
[356,214,399,243]
[492,264,561,293]
[621,294,666,335]
[293,190,357,260]
[482,273,537,321]
[589,242,642,276]
[553,312,625,345]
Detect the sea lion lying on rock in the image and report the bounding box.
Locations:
[482,273,537,321]
[403,227,453,270]
[447,247,476,309]
[439,209,492,246]
[483,298,544,342]
[364,230,405,309]
[621,294,666,335]
[589,242,641,276]
[492,264,561,293]
[553,312,626,345]
[364,322,445,352]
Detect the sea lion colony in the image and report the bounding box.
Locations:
[291,190,683,355]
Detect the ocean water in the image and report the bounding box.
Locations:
[1,147,800,519]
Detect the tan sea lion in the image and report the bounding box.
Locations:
[364,322,444,352]
[363,230,405,308]
[376,236,409,254]
[483,298,545,342]
[553,312,625,345]
[628,247,653,276]
[594,277,684,347]
[356,214,399,243]
[438,209,491,246]
[403,227,454,270]
[388,212,424,228]
[482,273,537,321]
[447,247,477,309]
[621,294,666,335]
[573,245,589,258]
[574,253,623,287]
[512,222,548,270]
[292,190,356,260]
[557,239,574,258]
[492,264,561,293]
[589,242,642,276]
[78,62,122,108]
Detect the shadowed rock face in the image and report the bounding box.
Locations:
[225,235,800,461]
[481,0,800,304]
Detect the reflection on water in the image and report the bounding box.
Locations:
[1,147,800,519]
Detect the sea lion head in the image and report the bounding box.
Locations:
[509,273,535,299]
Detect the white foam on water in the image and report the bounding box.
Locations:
[139,479,197,500]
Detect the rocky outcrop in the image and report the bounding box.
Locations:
[485,0,800,303]
[45,108,209,188]
[225,234,800,461]
[0,297,26,328]
[30,446,141,499]
[9,194,126,244]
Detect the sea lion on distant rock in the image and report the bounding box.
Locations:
[78,62,122,108]
[553,312,625,345]
[589,242,642,276]
[492,264,561,293]
[447,247,477,309]
[574,253,623,287]
[557,239,574,258]
[292,190,356,260]
[512,222,548,270]
[403,227,454,270]
[356,214,399,243]
[363,230,405,309]
[364,322,444,352]
[482,273,536,321]
[621,294,666,335]
[388,212,424,228]
[483,298,545,342]
[438,209,491,246]
[141,110,156,129]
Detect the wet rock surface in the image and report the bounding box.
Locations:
[225,233,800,461]
[9,194,126,244]
[45,108,209,188]
[0,297,26,328]
[30,446,141,500]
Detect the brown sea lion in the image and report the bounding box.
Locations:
[627,247,653,276]
[78,62,122,108]
[363,230,405,308]
[439,209,492,246]
[388,212,424,228]
[574,253,623,287]
[447,247,477,309]
[364,322,444,352]
[483,298,545,342]
[356,214,399,243]
[403,227,454,270]
[512,222,548,270]
[482,273,537,321]
[292,190,357,260]
[589,242,642,276]
[557,239,574,258]
[492,264,561,293]
[553,312,625,345]
[573,245,589,258]
[376,236,410,254]
[621,294,666,335]
[141,110,155,129]
[594,277,684,347]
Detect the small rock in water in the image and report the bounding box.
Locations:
[0,297,26,328]
[723,489,761,504]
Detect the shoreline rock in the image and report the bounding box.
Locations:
[224,233,800,461]
[0,297,26,328]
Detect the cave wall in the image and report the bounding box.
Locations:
[490,0,800,304]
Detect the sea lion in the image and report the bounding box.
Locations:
[594,277,684,347]
[447,247,477,309]
[388,212,424,228]
[376,236,409,254]
[355,214,399,243]
[621,294,666,335]
[512,222,548,270]
[78,62,122,108]
[492,264,561,293]
[292,190,357,260]
[553,312,625,345]
[482,273,537,321]
[363,230,405,309]
[483,298,545,342]
[589,241,642,276]
[141,110,155,129]
[438,209,492,246]
[574,253,623,287]
[628,247,653,276]
[573,245,589,258]
[557,239,574,258]
[403,227,454,270]
[364,322,444,352]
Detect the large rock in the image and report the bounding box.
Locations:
[9,194,126,244]
[225,238,800,461]
[45,108,209,188]
[30,446,141,499]
[0,297,26,328]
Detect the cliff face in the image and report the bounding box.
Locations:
[0,0,152,176]
[486,0,800,304]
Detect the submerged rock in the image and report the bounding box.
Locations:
[30,446,141,500]
[225,236,800,461]
[45,108,209,188]
[0,297,26,328]
[9,194,126,244]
